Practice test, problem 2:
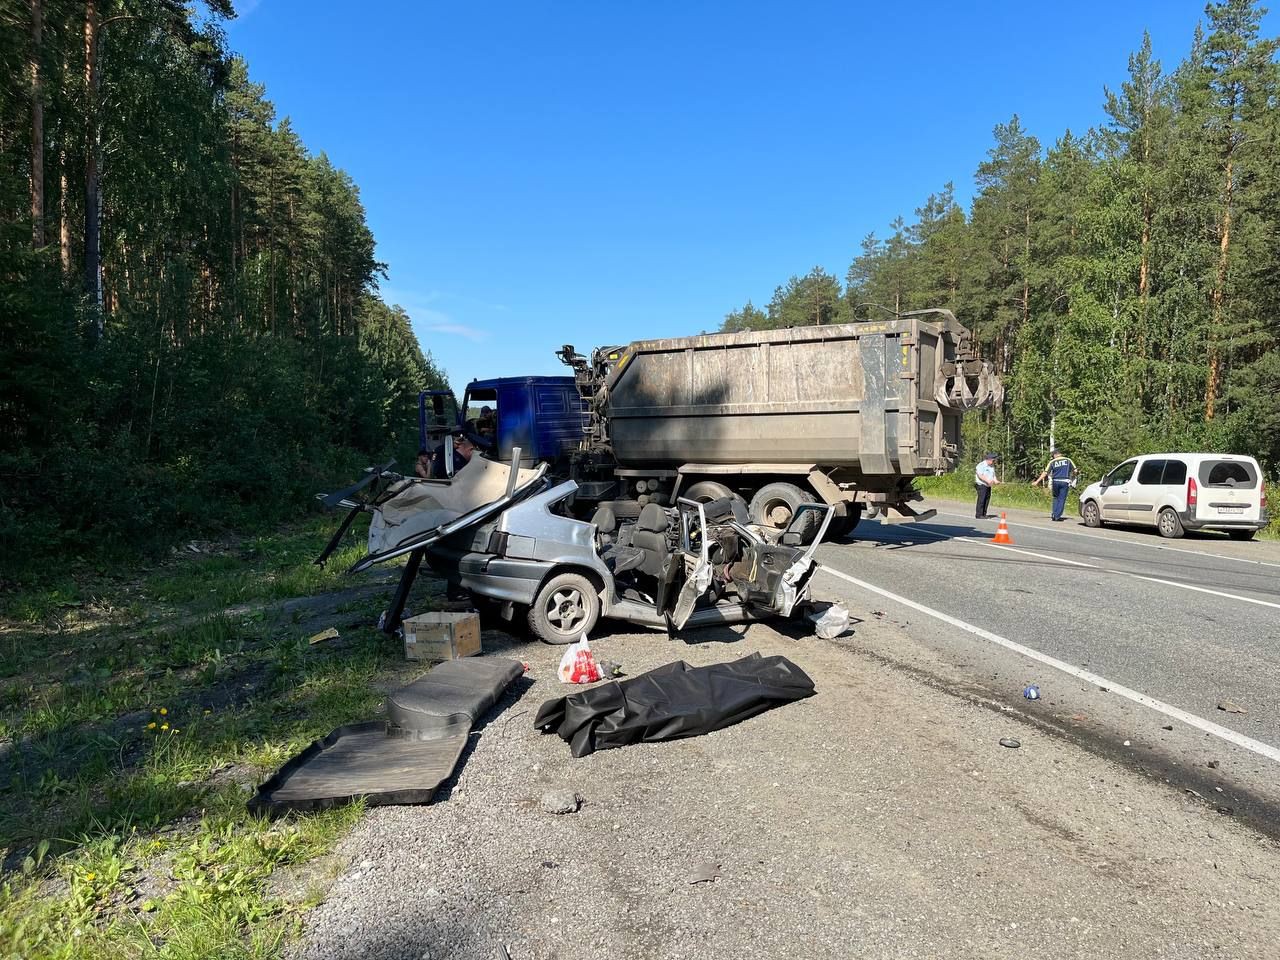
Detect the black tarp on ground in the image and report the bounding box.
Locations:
[534,652,815,758]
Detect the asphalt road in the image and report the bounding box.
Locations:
[813,498,1280,793]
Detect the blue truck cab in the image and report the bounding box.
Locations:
[421,377,585,469]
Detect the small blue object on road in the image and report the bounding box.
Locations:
[1023,685,1041,700]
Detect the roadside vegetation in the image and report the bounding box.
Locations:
[0,516,426,959]
[722,4,1280,487]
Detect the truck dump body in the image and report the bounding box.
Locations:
[599,314,999,479]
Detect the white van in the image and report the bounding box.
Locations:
[1078,453,1268,540]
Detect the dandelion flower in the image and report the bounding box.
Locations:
[147,722,156,730]
[172,728,180,734]
[85,873,95,882]
[160,723,169,731]
[159,708,168,716]
[203,709,212,715]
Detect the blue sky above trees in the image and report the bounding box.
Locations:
[227,1,1276,390]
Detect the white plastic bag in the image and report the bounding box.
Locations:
[557,634,602,684]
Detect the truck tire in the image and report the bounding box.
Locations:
[750,482,817,538]
[527,572,600,644]
[833,504,863,539]
[1157,507,1185,539]
[684,481,742,506]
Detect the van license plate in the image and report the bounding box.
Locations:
[1218,506,1245,515]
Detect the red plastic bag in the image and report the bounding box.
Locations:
[557,635,601,684]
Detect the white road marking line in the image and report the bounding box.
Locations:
[817,565,1280,765]
[955,537,1095,568]
[958,537,1280,611]
[1129,575,1280,612]
[933,509,1280,569]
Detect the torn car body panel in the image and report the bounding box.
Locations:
[319,454,832,638]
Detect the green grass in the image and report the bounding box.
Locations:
[0,514,425,959]
[915,472,1079,514]
[915,473,1280,540]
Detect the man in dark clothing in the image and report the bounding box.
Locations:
[427,434,475,479]
[974,452,1000,519]
[1035,447,1079,521]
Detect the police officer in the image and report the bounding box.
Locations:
[1035,447,1078,522]
[974,452,1000,519]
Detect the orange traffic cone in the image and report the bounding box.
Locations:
[992,512,1014,545]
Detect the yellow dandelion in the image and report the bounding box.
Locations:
[160,723,169,731]
[172,728,180,734]
[147,722,156,730]
[203,709,212,715]
[158,708,167,716]
[85,873,95,882]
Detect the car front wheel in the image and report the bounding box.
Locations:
[1082,500,1102,528]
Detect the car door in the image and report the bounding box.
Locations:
[1131,458,1167,527]
[1097,459,1137,521]
[667,498,715,629]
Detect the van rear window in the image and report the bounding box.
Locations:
[1199,460,1258,488]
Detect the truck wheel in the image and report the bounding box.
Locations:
[1157,507,1185,539]
[750,482,817,537]
[684,481,741,505]
[1082,500,1102,528]
[833,504,863,539]
[528,573,600,644]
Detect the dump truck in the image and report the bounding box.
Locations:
[554,309,1002,536]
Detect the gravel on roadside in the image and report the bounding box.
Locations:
[292,614,1280,960]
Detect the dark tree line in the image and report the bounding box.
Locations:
[0,0,443,579]
[723,1,1280,481]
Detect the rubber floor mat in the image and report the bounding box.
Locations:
[249,658,524,814]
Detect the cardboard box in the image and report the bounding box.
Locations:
[402,611,482,662]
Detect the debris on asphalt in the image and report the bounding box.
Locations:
[1123,740,1132,746]
[540,790,582,815]
[1208,760,1220,769]
[999,737,1021,749]
[1161,724,1174,731]
[688,862,722,884]
[1022,685,1040,701]
[536,653,816,757]
[596,659,624,679]
[249,658,525,813]
[557,635,602,684]
[807,602,852,639]
[1217,700,1247,714]
[307,627,340,645]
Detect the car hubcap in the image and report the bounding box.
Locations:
[547,589,585,632]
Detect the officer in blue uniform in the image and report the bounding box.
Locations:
[1035,448,1078,522]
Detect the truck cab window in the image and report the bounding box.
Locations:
[464,389,499,446]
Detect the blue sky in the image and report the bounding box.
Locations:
[226,1,1273,392]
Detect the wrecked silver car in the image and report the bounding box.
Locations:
[319,453,832,643]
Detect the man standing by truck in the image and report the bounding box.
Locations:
[975,453,1000,519]
[1035,448,1078,522]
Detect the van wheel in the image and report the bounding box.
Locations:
[1157,508,1185,539]
[749,482,817,537]
[528,573,600,644]
[1082,500,1102,528]
[1227,528,1256,541]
